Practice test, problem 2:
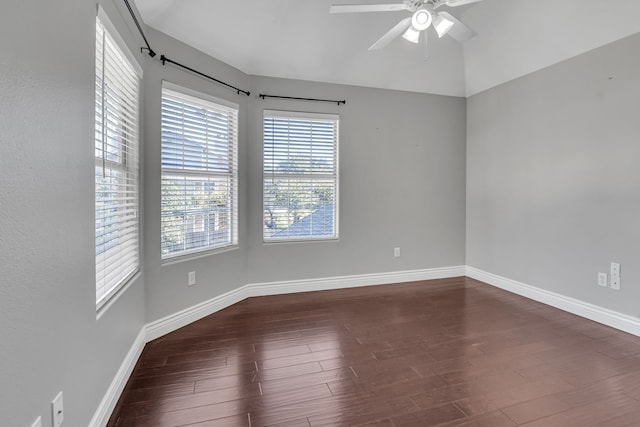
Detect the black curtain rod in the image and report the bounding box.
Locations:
[259,94,346,106]
[123,0,156,57]
[122,1,249,97]
[161,56,250,96]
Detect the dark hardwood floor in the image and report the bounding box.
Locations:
[107,277,640,426]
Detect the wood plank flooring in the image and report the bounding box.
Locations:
[107,277,640,426]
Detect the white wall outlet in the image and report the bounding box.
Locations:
[394,247,400,258]
[30,416,42,427]
[597,272,608,287]
[188,271,196,286]
[610,262,621,290]
[51,391,63,427]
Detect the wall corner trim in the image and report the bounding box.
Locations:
[466,266,640,338]
[89,327,146,427]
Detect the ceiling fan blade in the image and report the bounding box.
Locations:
[444,0,483,6]
[330,3,411,13]
[438,11,476,43]
[368,17,412,50]
[421,30,429,60]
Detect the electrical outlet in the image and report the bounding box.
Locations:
[30,416,42,427]
[188,271,196,286]
[394,247,400,258]
[597,272,608,287]
[52,391,63,427]
[610,262,621,290]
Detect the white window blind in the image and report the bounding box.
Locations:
[161,85,238,259]
[95,16,141,308]
[263,110,339,241]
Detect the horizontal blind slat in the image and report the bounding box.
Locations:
[95,17,140,307]
[161,85,238,259]
[263,113,338,241]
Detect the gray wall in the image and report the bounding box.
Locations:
[247,76,467,283]
[0,11,467,426]
[467,33,640,317]
[142,28,250,322]
[16,1,640,424]
[142,55,467,321]
[0,1,146,426]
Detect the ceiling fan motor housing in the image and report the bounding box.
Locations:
[411,9,432,30]
[332,0,480,54]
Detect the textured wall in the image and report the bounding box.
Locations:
[141,46,467,321]
[0,1,146,426]
[466,33,640,317]
[246,76,467,284]
[142,27,251,322]
[12,3,639,426]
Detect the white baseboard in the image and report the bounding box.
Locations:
[146,286,247,342]
[95,266,465,426]
[146,266,466,341]
[245,266,467,298]
[94,265,640,426]
[89,327,146,427]
[96,266,464,426]
[466,266,640,337]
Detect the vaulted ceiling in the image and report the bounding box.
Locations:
[135,0,640,97]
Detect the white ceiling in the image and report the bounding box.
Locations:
[135,0,640,97]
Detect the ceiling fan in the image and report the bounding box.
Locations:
[329,0,483,57]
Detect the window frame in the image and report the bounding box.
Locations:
[95,8,142,311]
[262,109,340,243]
[160,81,239,261]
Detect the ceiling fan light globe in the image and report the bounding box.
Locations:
[402,25,421,43]
[411,9,432,31]
[433,14,454,38]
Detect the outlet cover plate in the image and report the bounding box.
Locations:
[610,262,621,290]
[598,272,608,287]
[52,391,63,427]
[188,271,196,286]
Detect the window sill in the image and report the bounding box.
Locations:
[96,269,140,320]
[161,244,239,266]
[263,236,340,245]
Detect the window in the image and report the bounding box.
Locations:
[263,110,339,241]
[161,83,238,259]
[95,14,141,308]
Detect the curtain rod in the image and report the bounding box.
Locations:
[122,0,250,96]
[161,56,250,96]
[123,0,156,57]
[259,94,346,106]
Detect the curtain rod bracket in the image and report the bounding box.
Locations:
[124,0,156,58]
[141,47,156,58]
